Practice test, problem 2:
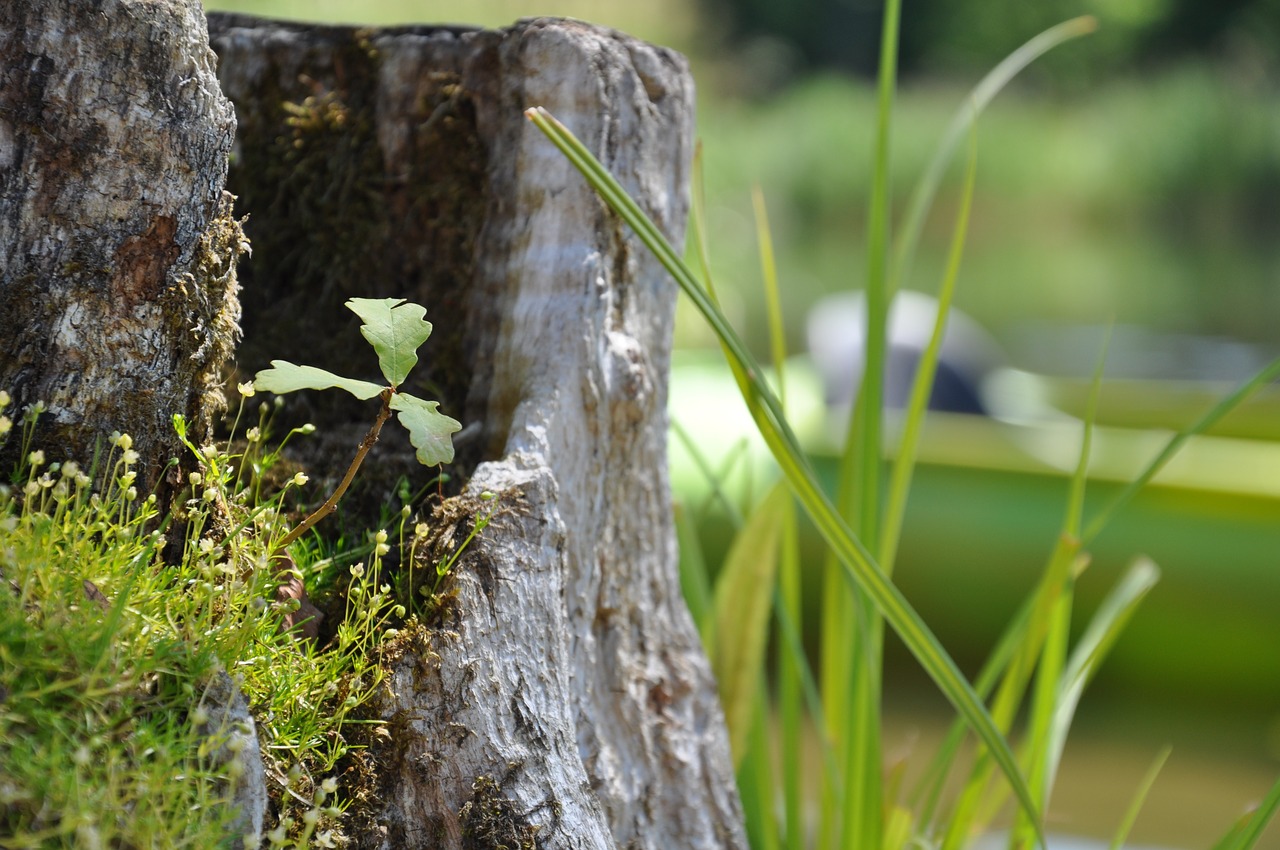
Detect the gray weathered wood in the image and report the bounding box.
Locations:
[0,0,245,493]
[209,15,745,850]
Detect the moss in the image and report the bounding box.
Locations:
[459,774,540,850]
[167,191,249,443]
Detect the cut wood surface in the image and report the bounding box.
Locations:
[210,14,745,850]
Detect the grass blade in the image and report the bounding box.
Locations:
[888,16,1099,296]
[1050,558,1160,761]
[674,502,714,641]
[712,482,789,764]
[739,688,781,850]
[751,187,787,406]
[527,105,1047,845]
[1109,746,1172,850]
[1082,354,1280,543]
[1214,771,1280,850]
[880,118,978,573]
[835,0,904,839]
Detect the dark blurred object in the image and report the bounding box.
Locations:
[806,290,1005,416]
[702,0,1280,86]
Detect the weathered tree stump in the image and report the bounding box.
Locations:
[3,4,743,845]
[0,0,245,492]
[209,14,745,850]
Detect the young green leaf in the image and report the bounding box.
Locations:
[347,297,433,388]
[254,360,385,401]
[390,393,462,466]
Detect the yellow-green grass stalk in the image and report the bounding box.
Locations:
[1211,770,1280,850]
[821,5,902,845]
[750,186,806,850]
[1109,746,1172,850]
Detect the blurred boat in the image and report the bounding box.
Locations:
[668,315,1280,709]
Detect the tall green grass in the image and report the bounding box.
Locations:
[529,10,1280,849]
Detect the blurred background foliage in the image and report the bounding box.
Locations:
[202,1,1280,845]
[205,0,1280,360]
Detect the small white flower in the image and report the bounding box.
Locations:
[300,423,316,434]
[0,416,11,437]
[121,449,139,466]
[23,481,39,497]
[349,563,364,578]
[375,529,388,545]
[117,433,133,452]
[291,472,309,487]
[124,486,137,501]
[27,450,44,467]
[189,471,203,487]
[321,777,338,794]
[119,471,136,488]
[414,522,429,538]
[237,381,255,398]
[61,461,80,479]
[202,487,217,503]
[37,473,54,489]
[0,390,9,408]
[303,808,320,827]
[246,427,261,443]
[199,537,215,554]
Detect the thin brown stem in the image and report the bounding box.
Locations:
[273,388,393,555]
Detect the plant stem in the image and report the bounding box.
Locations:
[273,389,393,554]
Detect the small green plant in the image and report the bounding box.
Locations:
[253,297,462,552]
[0,388,405,848]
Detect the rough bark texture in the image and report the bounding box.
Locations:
[0,0,245,492]
[209,15,745,850]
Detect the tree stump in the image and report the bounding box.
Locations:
[209,14,745,850]
[0,0,245,493]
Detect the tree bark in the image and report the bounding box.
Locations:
[209,15,745,850]
[0,0,245,493]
